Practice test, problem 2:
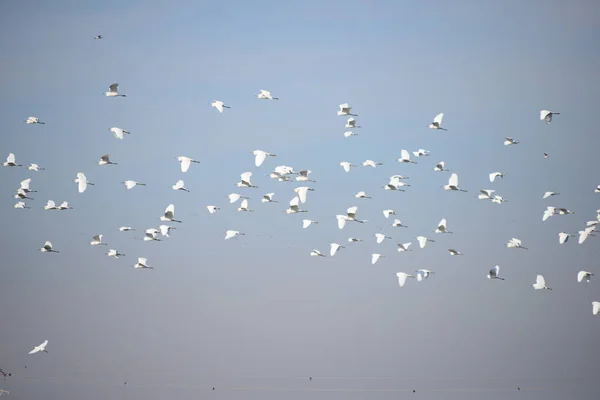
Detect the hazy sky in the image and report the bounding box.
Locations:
[1,0,600,399]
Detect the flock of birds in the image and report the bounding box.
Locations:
[3,35,600,395]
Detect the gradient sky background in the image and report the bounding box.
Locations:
[1,0,600,399]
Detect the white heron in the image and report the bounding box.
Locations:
[24,116,45,124]
[443,173,467,192]
[296,170,315,182]
[504,137,519,146]
[172,180,189,192]
[491,195,507,204]
[40,241,58,253]
[558,232,575,244]
[355,191,371,199]
[237,199,253,212]
[397,242,412,252]
[257,89,279,100]
[237,172,258,188]
[122,180,146,190]
[262,193,277,203]
[134,257,153,269]
[578,226,596,244]
[98,154,118,166]
[383,209,396,219]
[330,243,345,256]
[487,265,504,280]
[225,230,244,240]
[397,149,417,164]
[540,110,559,124]
[177,156,200,173]
[14,189,34,200]
[543,191,559,199]
[448,249,462,256]
[302,219,318,229]
[577,271,593,283]
[252,150,276,167]
[28,163,45,171]
[211,100,231,113]
[428,113,446,131]
[144,231,161,244]
[159,225,176,237]
[435,218,453,234]
[285,196,306,214]
[392,219,408,228]
[363,160,383,168]
[593,302,600,316]
[119,227,134,232]
[416,269,434,282]
[345,117,360,128]
[310,249,326,257]
[434,161,449,172]
[94,34,103,39]
[104,83,126,97]
[294,186,314,204]
[3,153,22,167]
[412,149,430,157]
[14,201,30,209]
[543,206,556,222]
[532,275,551,290]
[161,204,181,223]
[340,161,357,172]
[107,249,125,258]
[489,172,504,182]
[90,234,107,246]
[396,272,415,287]
[228,193,248,203]
[417,236,435,248]
[207,205,220,214]
[478,189,495,200]
[343,131,358,138]
[336,206,366,229]
[507,237,527,249]
[28,340,49,354]
[375,233,392,244]
[337,103,357,116]
[348,238,363,243]
[74,173,94,193]
[109,127,130,140]
[371,253,384,265]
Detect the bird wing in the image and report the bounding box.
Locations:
[289,196,300,207]
[347,206,358,215]
[240,172,252,182]
[109,83,118,92]
[593,302,600,315]
[92,235,101,242]
[138,257,147,264]
[302,219,311,228]
[400,149,410,160]
[336,215,347,229]
[371,254,380,264]
[434,113,444,125]
[448,173,458,187]
[540,110,550,120]
[577,271,587,282]
[536,275,545,286]
[179,157,191,172]
[240,199,248,209]
[213,101,224,113]
[164,204,175,218]
[20,178,31,189]
[296,187,308,203]
[397,273,408,287]
[78,179,87,193]
[254,151,267,167]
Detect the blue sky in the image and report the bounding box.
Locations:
[1,0,600,399]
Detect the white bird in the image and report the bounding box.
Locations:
[109,127,130,140]
[257,89,279,100]
[428,113,446,131]
[371,253,384,265]
[543,191,559,199]
[122,180,146,190]
[237,172,258,188]
[28,340,49,354]
[274,165,296,176]
[348,238,363,243]
[540,110,560,124]
[343,131,358,138]
[448,249,462,256]
[228,193,248,204]
[355,191,371,199]
[294,186,314,204]
[177,156,200,173]
[491,195,507,204]
[345,117,360,128]
[161,204,182,223]
[119,226,134,232]
[172,180,189,192]
[397,149,417,164]
[310,249,326,257]
[543,206,556,222]
[478,189,495,200]
[28,163,45,171]
[416,236,435,248]
[330,243,345,256]
[225,230,244,240]
[159,225,176,237]
[489,172,504,182]
[412,149,430,158]
[593,302,600,316]
[285,196,306,214]
[558,232,575,244]
[416,269,434,282]
[392,219,408,228]
[487,265,504,280]
[269,172,291,182]
[396,272,415,287]
[444,173,467,192]
[577,271,594,283]
[104,83,126,97]
[507,237,527,250]
[74,172,94,193]
[363,160,383,168]
[302,219,317,229]
[107,249,125,258]
[3,153,22,167]
[375,233,391,244]
[144,230,161,244]
[262,193,277,203]
[14,188,34,200]
[24,116,45,124]
[337,103,357,116]
[40,241,58,253]
[532,274,551,290]
[383,209,395,219]
[14,201,30,209]
[19,178,36,193]
[578,226,596,244]
[433,161,449,172]
[435,218,453,233]
[504,137,519,146]
[211,100,231,113]
[134,257,153,269]
[337,206,366,229]
[206,205,220,214]
[237,198,253,212]
[397,242,412,252]
[252,150,276,167]
[90,234,107,246]
[98,154,117,166]
[340,161,357,172]
[296,170,315,182]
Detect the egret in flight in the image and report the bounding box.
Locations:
[253,150,276,167]
[532,275,551,290]
[257,89,279,100]
[337,103,357,116]
[211,100,231,113]
[428,113,446,131]
[540,110,560,124]
[177,156,200,173]
[28,340,49,354]
[104,83,126,97]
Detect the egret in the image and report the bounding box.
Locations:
[159,225,176,237]
[507,238,527,249]
[94,34,103,39]
[444,173,467,192]
[543,191,559,199]
[428,113,446,131]
[3,153,22,167]
[269,172,291,182]
[252,150,276,167]
[578,226,596,244]
[532,275,551,290]
[14,201,30,209]
[274,165,296,175]
[397,242,412,252]
[416,269,434,282]
[448,249,462,256]
[161,204,182,223]
[20,178,36,193]
[177,156,200,173]
[412,149,430,158]
[211,100,231,113]
[143,229,161,242]
[119,227,134,232]
[90,234,107,246]
[363,160,383,168]
[310,249,326,257]
[348,238,362,243]
[371,253,384,265]
[172,180,189,192]
[337,206,366,229]
[302,219,317,229]
[122,180,146,190]
[28,163,45,171]
[491,195,507,204]
[330,243,345,256]
[345,117,360,128]
[344,131,358,138]
[593,302,600,316]
[383,209,395,219]
[296,170,315,182]
[558,232,575,244]
[396,272,415,287]
[434,161,449,172]
[337,103,357,116]
[237,172,258,188]
[14,189,34,200]
[383,184,405,191]
[355,191,371,199]
[487,265,504,280]
[237,199,253,212]
[207,205,220,214]
[489,172,504,182]
[109,127,130,140]
[340,161,357,172]
[74,172,94,193]
[478,189,495,200]
[107,249,125,258]
[397,149,417,164]
[577,271,593,283]
[544,152,549,158]
[228,193,248,203]
[416,236,435,248]
[435,218,452,233]
[134,257,153,269]
[104,83,126,97]
[257,89,279,100]
[24,116,45,124]
[375,233,391,244]
[389,175,410,185]
[40,241,58,253]
[285,196,306,213]
[98,155,117,165]
[540,110,559,124]
[543,206,556,222]
[28,340,49,354]
[504,137,519,146]
[262,193,277,203]
[392,219,408,228]
[294,186,314,204]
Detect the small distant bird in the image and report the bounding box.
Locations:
[211,100,231,113]
[98,154,117,165]
[94,35,103,39]
[257,89,279,100]
[90,234,107,246]
[252,150,276,167]
[177,156,200,173]
[504,137,520,146]
[109,127,130,140]
[134,257,153,269]
[345,117,360,128]
[540,109,560,124]
[74,172,94,193]
[448,249,462,256]
[122,180,146,190]
[172,180,189,192]
[104,83,126,97]
[532,274,551,290]
[24,116,45,124]
[544,153,549,158]
[206,206,220,214]
[28,163,45,171]
[428,112,446,131]
[107,249,126,258]
[337,103,357,116]
[3,153,22,167]
[40,241,58,253]
[487,265,504,280]
[28,340,49,354]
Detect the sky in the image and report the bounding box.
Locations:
[1,0,600,399]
